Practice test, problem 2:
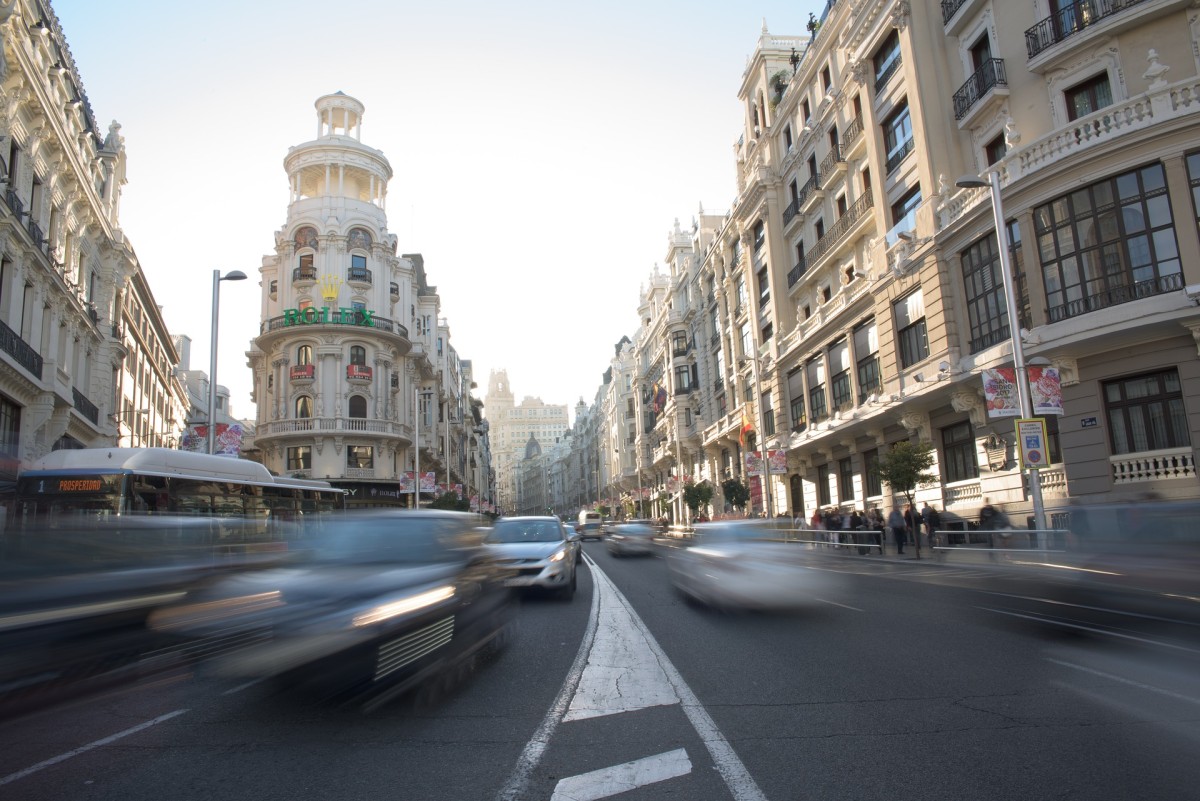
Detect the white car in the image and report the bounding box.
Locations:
[485,517,580,600]
[668,520,841,610]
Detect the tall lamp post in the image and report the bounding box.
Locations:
[743,349,773,520]
[207,269,247,455]
[955,172,1047,537]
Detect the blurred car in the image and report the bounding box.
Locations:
[485,516,580,599]
[147,510,514,705]
[667,520,840,610]
[0,515,289,714]
[606,521,658,557]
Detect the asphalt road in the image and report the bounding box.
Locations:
[2,540,1197,800]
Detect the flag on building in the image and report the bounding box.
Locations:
[738,410,754,446]
[651,382,667,413]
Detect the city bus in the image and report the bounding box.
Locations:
[7,448,346,559]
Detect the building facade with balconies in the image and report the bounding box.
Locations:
[248,93,486,507]
[0,0,181,484]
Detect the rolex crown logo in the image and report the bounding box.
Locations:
[319,274,343,302]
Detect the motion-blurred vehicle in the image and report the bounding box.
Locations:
[606,521,658,557]
[485,516,580,599]
[147,510,514,706]
[577,510,603,541]
[667,520,840,610]
[0,514,287,714]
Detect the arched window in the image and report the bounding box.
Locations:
[350,345,366,366]
[297,344,312,366]
[348,395,367,418]
[295,396,313,418]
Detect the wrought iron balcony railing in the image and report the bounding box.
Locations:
[292,266,317,282]
[941,0,969,24]
[805,190,872,268]
[953,59,1007,119]
[0,318,42,378]
[1046,272,1183,323]
[787,257,808,288]
[1025,0,1151,59]
[72,387,99,425]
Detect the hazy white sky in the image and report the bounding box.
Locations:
[53,0,819,424]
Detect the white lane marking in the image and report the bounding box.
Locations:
[222,678,264,696]
[0,709,189,787]
[813,597,863,612]
[587,564,769,801]
[494,555,601,801]
[564,563,680,721]
[550,748,692,801]
[1046,658,1200,706]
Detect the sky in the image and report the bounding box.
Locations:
[53,0,822,426]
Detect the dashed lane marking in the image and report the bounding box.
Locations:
[550,748,692,801]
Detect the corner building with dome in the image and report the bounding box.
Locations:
[247,93,483,507]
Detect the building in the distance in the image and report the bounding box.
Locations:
[484,369,569,514]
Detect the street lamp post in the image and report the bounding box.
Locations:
[956,172,1047,538]
[207,269,247,455]
[744,351,773,520]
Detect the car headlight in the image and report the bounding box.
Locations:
[548,548,568,563]
[352,585,455,627]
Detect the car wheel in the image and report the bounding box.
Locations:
[558,570,577,600]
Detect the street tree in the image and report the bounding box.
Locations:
[721,478,750,514]
[682,480,714,520]
[873,439,938,558]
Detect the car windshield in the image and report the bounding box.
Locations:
[486,521,564,544]
[312,517,467,564]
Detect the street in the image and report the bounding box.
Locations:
[2,540,1198,801]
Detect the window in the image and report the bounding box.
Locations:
[787,367,806,432]
[674,365,692,392]
[672,331,688,355]
[883,101,913,173]
[753,220,766,251]
[761,390,775,437]
[757,266,770,308]
[817,463,832,506]
[863,448,882,497]
[891,185,921,229]
[985,134,1007,166]
[1065,72,1112,121]
[297,253,315,279]
[873,30,901,92]
[821,65,832,94]
[960,224,1030,354]
[287,446,311,471]
[761,322,772,343]
[350,345,367,366]
[739,322,751,358]
[828,340,852,411]
[297,344,313,365]
[1104,369,1190,455]
[807,357,827,421]
[894,289,929,368]
[347,445,374,469]
[1185,150,1200,232]
[735,275,747,309]
[854,320,881,401]
[349,395,367,418]
[838,457,855,501]
[350,253,368,279]
[292,395,313,419]
[0,393,20,465]
[1036,163,1180,323]
[801,97,811,122]
[808,154,818,182]
[815,217,825,240]
[943,421,979,483]
[836,194,848,217]
[783,125,793,151]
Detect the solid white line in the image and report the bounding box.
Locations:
[588,566,768,801]
[813,597,863,612]
[550,748,692,801]
[0,709,189,787]
[1046,658,1200,706]
[494,554,601,801]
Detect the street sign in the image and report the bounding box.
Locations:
[1015,418,1050,469]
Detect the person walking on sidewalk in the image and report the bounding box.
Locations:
[922,503,942,550]
[868,507,884,554]
[888,504,907,554]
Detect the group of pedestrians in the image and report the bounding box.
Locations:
[803,502,942,555]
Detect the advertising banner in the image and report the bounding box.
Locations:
[745,450,788,476]
[1029,367,1064,416]
[180,423,244,456]
[398,472,415,493]
[418,472,437,493]
[982,368,1020,419]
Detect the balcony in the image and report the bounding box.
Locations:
[797,173,823,214]
[1110,446,1195,484]
[347,267,373,286]
[941,0,969,24]
[4,188,24,219]
[260,312,410,344]
[886,138,914,175]
[390,282,400,300]
[840,116,865,159]
[27,218,44,247]
[1046,272,1183,323]
[954,59,1009,126]
[0,318,43,379]
[787,256,808,288]
[874,52,902,95]
[818,146,845,188]
[969,325,1012,355]
[346,364,373,382]
[72,387,99,425]
[292,265,317,283]
[290,364,315,382]
[1026,0,1152,60]
[782,197,801,227]
[805,191,872,269]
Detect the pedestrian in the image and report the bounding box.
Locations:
[867,506,884,554]
[887,504,907,554]
[922,503,941,550]
[904,503,922,549]
[810,508,823,532]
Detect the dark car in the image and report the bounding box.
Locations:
[148,510,515,707]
